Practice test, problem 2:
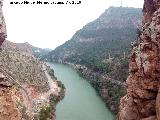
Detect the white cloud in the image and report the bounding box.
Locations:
[3,0,144,49]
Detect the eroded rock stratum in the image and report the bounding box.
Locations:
[118,0,160,120]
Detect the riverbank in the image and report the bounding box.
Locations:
[63,62,126,114]
[38,63,65,120]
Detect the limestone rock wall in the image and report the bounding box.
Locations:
[118,0,160,120]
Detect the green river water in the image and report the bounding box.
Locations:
[47,63,114,120]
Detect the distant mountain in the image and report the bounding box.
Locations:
[46,7,142,64]
[2,40,52,58]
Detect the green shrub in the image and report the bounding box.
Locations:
[57,81,65,90]
[48,69,57,80]
[39,107,51,120]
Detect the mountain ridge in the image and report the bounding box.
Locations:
[2,40,52,58]
[46,7,142,64]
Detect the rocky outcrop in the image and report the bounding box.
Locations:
[118,0,160,120]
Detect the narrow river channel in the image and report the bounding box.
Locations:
[47,63,114,120]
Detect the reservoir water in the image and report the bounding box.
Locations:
[47,63,114,120]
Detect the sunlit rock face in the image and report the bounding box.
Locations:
[118,0,160,120]
[0,0,6,46]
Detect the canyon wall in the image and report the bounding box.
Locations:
[118,0,160,119]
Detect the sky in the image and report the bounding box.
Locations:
[3,0,144,49]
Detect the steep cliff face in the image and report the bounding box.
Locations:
[118,0,160,119]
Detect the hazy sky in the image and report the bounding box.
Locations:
[3,0,144,49]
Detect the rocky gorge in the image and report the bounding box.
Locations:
[2,0,160,119]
